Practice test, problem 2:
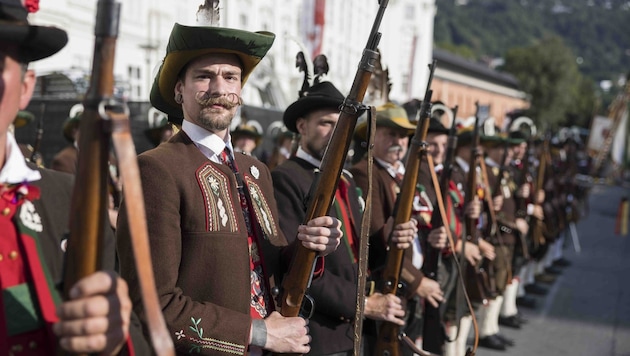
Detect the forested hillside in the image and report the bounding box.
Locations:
[434,0,630,84]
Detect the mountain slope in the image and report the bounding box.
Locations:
[434,0,630,83]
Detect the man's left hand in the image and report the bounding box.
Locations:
[298,216,343,256]
[54,271,131,356]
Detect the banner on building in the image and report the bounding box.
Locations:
[301,0,326,58]
[587,115,614,155]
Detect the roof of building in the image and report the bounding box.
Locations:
[433,48,520,89]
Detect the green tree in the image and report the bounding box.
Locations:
[502,36,595,130]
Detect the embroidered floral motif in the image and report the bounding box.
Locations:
[244,176,277,239]
[19,201,43,232]
[178,317,246,355]
[197,165,238,232]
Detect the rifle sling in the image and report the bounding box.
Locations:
[427,154,478,356]
[110,111,175,355]
[353,106,376,355]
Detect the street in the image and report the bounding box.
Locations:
[477,183,630,356]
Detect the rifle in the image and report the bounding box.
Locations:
[478,156,504,290]
[462,104,494,305]
[29,103,45,166]
[530,136,549,248]
[62,1,174,354]
[277,0,388,347]
[373,61,436,356]
[421,105,458,355]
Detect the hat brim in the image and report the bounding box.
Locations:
[14,111,34,128]
[355,118,416,141]
[283,96,343,133]
[150,24,275,125]
[0,22,68,62]
[63,116,80,142]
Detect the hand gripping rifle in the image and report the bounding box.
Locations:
[421,105,458,355]
[373,61,436,356]
[277,1,388,353]
[62,1,174,354]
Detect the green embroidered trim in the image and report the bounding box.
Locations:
[176,317,246,355]
[14,205,62,306]
[3,283,44,336]
[333,200,353,262]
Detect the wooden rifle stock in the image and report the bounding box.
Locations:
[64,0,118,298]
[277,0,389,347]
[374,61,436,356]
[421,105,458,355]
[63,1,174,354]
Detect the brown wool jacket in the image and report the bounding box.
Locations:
[51,145,78,175]
[350,158,424,299]
[116,131,288,356]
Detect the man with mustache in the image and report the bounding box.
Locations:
[116,24,343,355]
[351,103,445,354]
[272,80,417,354]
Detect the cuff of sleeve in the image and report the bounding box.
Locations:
[527,203,535,215]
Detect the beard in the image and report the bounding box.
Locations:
[194,92,242,132]
[305,141,327,161]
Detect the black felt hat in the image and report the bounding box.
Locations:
[427,117,449,135]
[0,0,68,62]
[150,23,275,125]
[283,81,345,133]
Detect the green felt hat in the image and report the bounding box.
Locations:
[355,102,416,140]
[150,23,275,124]
[62,112,81,142]
[231,123,262,146]
[13,110,34,128]
[480,133,509,148]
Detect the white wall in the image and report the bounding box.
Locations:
[29,0,435,106]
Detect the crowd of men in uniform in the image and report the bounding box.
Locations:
[2,0,590,354]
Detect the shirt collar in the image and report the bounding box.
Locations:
[182,119,234,162]
[485,156,500,167]
[455,156,469,173]
[375,157,405,179]
[295,146,321,168]
[0,133,41,184]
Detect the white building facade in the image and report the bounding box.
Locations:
[29,0,436,108]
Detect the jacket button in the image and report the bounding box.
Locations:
[2,207,9,216]
[9,251,18,260]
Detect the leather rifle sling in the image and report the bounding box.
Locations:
[353,106,376,355]
[427,154,478,356]
[110,111,175,355]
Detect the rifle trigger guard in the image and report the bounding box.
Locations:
[299,294,315,319]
